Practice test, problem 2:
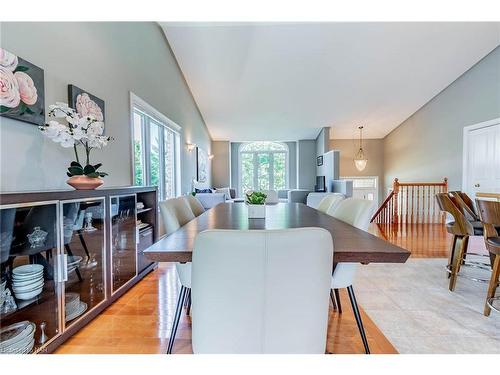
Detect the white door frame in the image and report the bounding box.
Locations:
[462,117,500,194]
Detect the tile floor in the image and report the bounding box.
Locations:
[355,257,500,353]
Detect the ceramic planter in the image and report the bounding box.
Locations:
[66,176,103,190]
[247,204,266,219]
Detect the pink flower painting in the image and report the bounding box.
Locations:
[76,93,104,121]
[68,84,105,129]
[0,47,45,126]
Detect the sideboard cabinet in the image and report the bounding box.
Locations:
[0,186,158,354]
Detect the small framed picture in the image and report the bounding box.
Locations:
[317,156,323,166]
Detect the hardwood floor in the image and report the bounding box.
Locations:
[56,262,397,354]
[57,222,463,354]
[370,223,452,258]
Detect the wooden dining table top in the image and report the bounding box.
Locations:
[144,202,411,264]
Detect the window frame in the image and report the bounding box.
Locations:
[129,92,181,200]
[238,141,289,195]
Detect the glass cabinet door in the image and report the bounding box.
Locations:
[0,202,60,354]
[61,199,106,328]
[110,195,137,294]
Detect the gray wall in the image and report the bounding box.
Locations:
[297,140,317,190]
[211,140,230,188]
[384,46,500,193]
[330,139,385,202]
[315,127,330,157]
[0,22,211,193]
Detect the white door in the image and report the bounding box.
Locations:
[464,120,500,197]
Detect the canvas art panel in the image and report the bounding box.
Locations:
[196,147,208,183]
[68,84,105,125]
[0,48,45,126]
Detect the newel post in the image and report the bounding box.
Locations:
[443,177,448,193]
[393,178,400,224]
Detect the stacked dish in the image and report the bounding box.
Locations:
[67,256,83,274]
[0,280,6,307]
[0,321,36,354]
[65,293,87,322]
[12,264,44,300]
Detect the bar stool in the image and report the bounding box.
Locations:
[435,193,475,291]
[449,191,491,272]
[475,199,500,316]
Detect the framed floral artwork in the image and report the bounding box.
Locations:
[0,48,45,126]
[68,84,105,125]
[196,146,208,183]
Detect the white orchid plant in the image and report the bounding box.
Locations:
[39,102,113,179]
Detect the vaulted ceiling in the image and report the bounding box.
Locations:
[161,22,500,141]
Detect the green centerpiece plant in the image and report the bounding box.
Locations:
[245,191,267,219]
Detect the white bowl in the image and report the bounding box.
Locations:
[67,255,83,266]
[12,271,43,282]
[12,280,44,293]
[12,264,44,276]
[14,286,43,300]
[12,275,43,287]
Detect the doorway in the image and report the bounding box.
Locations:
[463,118,500,198]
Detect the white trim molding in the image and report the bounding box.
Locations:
[462,117,500,193]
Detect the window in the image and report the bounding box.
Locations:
[131,93,181,201]
[239,141,288,195]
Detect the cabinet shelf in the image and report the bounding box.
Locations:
[1,280,56,320]
[137,207,152,214]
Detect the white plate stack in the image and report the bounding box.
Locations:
[65,293,87,322]
[12,264,44,300]
[0,321,36,354]
[67,256,83,274]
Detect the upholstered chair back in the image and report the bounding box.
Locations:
[191,228,333,353]
[327,198,374,231]
[317,194,345,214]
[185,195,205,217]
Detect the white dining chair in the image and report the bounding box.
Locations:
[325,198,374,354]
[159,197,195,354]
[191,228,333,353]
[185,194,205,217]
[317,194,345,214]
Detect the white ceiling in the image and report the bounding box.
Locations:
[161,22,500,141]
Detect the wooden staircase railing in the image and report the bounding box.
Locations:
[371,178,448,224]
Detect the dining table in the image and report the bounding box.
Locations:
[144,202,411,265]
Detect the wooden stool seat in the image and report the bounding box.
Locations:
[485,237,500,254]
[475,199,500,317]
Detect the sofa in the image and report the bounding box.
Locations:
[193,181,238,209]
[278,189,312,204]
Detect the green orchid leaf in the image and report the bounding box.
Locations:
[68,166,84,175]
[70,161,82,168]
[13,66,29,73]
[98,172,108,177]
[86,172,100,178]
[0,105,11,113]
[67,172,73,177]
[93,163,102,170]
[83,164,96,175]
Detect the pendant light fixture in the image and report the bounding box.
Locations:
[354,126,368,171]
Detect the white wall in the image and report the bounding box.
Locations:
[0,22,212,193]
